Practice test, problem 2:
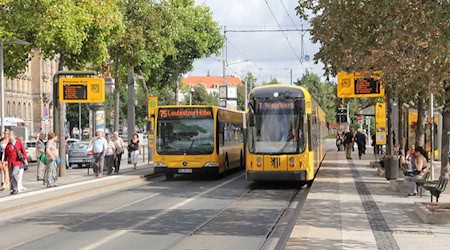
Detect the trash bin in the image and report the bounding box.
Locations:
[384,156,399,180]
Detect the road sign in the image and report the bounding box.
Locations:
[357,115,362,121]
[375,101,387,145]
[337,72,385,98]
[59,78,105,103]
[148,97,158,120]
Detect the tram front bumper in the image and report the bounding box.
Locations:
[246,170,307,181]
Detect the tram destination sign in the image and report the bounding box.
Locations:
[354,78,380,95]
[337,72,384,98]
[59,78,105,103]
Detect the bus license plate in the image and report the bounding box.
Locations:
[178,169,192,174]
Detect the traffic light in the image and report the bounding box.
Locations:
[336,108,347,123]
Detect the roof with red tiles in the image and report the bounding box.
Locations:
[182,76,243,89]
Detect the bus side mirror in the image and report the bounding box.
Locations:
[218,122,225,133]
[248,103,255,127]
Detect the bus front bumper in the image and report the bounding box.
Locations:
[154,167,219,175]
[246,170,307,181]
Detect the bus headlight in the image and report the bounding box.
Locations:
[154,162,167,167]
[204,162,220,167]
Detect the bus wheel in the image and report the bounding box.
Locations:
[165,173,174,179]
[224,159,229,173]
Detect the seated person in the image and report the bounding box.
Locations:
[400,144,415,176]
[403,146,429,196]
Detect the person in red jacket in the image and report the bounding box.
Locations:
[3,131,28,195]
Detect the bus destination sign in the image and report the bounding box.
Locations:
[63,84,87,100]
[159,108,213,119]
[354,78,380,95]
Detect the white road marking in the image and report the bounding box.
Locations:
[81,174,244,250]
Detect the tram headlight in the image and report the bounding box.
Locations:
[204,162,220,167]
[154,162,167,167]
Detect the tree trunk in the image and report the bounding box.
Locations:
[441,80,450,177]
[58,52,66,177]
[175,80,179,105]
[415,96,426,147]
[386,84,393,155]
[398,98,403,152]
[113,56,120,132]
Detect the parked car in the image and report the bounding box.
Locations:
[120,134,128,143]
[24,141,38,162]
[68,141,94,168]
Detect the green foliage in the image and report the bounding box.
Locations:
[1,0,123,75]
[295,72,338,125]
[181,85,219,106]
[261,78,282,86]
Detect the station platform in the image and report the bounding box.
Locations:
[286,149,450,250]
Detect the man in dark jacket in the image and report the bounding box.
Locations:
[344,128,354,159]
[355,129,367,159]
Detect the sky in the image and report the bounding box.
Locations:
[190,0,325,85]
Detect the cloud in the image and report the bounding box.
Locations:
[191,0,327,84]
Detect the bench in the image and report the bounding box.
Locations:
[423,176,448,202]
[414,171,431,197]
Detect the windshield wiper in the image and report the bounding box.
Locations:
[278,135,294,153]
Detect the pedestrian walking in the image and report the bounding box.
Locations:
[105,135,116,175]
[112,131,124,173]
[4,131,28,194]
[36,133,46,181]
[89,130,107,178]
[128,133,140,169]
[45,132,59,188]
[355,129,367,159]
[0,130,10,191]
[344,128,354,159]
[16,136,27,192]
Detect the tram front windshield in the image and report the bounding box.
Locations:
[156,108,214,155]
[248,99,305,154]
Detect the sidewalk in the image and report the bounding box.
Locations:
[0,158,152,198]
[286,149,450,249]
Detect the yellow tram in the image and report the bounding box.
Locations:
[245,85,327,183]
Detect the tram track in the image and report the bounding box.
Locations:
[166,180,310,250]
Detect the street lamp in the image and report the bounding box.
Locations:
[189,84,195,105]
[42,93,51,135]
[0,38,30,133]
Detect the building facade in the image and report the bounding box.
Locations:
[4,48,58,137]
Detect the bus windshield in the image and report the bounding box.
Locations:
[156,108,214,155]
[248,99,305,154]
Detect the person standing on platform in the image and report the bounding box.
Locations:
[355,129,367,160]
[344,128,354,159]
[112,132,124,174]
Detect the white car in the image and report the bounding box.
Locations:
[24,141,38,162]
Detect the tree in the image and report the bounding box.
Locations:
[237,72,257,111]
[1,0,123,74]
[297,0,450,176]
[181,85,219,106]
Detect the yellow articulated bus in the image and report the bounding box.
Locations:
[246,85,327,183]
[152,105,245,179]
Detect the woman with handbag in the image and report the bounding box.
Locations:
[128,133,140,169]
[3,131,28,195]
